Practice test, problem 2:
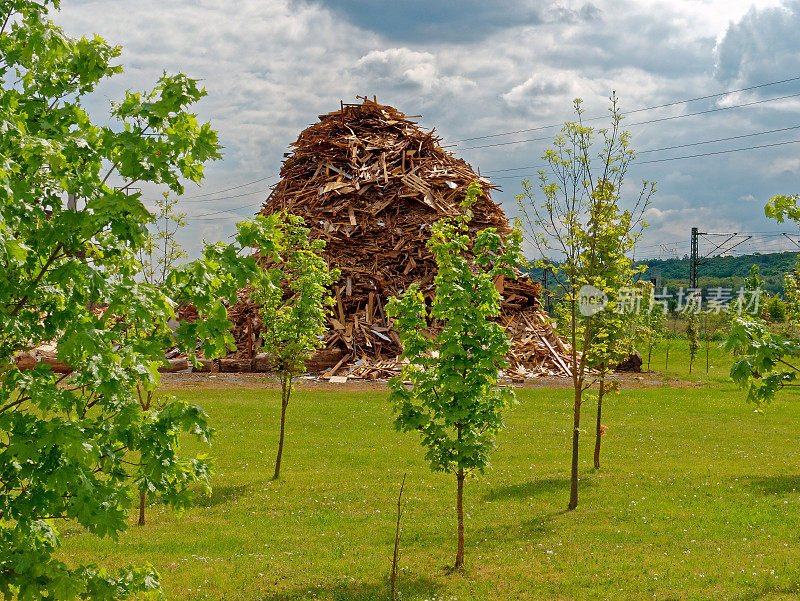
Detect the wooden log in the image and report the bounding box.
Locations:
[305,347,346,371]
[14,352,38,370]
[159,357,189,373]
[39,353,73,374]
[219,358,252,373]
[251,353,274,372]
[194,359,214,373]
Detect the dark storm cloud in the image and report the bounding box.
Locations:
[302,0,601,43]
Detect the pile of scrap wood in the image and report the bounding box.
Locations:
[12,99,573,380]
[220,97,573,379]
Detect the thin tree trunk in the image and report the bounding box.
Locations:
[273,376,289,480]
[665,343,670,370]
[569,386,581,511]
[137,388,151,526]
[594,370,605,470]
[390,473,406,600]
[455,468,465,570]
[647,339,653,371]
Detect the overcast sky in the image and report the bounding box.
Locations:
[57,0,800,261]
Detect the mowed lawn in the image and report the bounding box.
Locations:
[59,351,800,600]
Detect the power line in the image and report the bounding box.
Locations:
[159,80,800,212]
[636,137,800,165]
[158,75,800,213]
[449,74,800,143]
[636,124,800,154]
[458,91,800,150]
[178,174,278,200]
[490,163,547,174]
[486,124,800,175]
[489,137,800,179]
[177,186,275,204]
[187,200,264,220]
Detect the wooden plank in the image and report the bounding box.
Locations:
[336,287,345,324]
[494,274,505,295]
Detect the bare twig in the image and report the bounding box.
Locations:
[389,473,406,601]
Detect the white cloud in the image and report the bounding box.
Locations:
[52,0,800,258]
[714,2,800,84]
[765,156,800,176]
[353,48,475,94]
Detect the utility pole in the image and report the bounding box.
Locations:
[690,227,699,289]
[689,227,752,290]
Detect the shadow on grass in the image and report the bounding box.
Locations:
[743,475,800,496]
[732,581,800,600]
[473,507,569,546]
[483,477,588,502]
[192,483,249,508]
[262,574,439,601]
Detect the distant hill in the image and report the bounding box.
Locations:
[638,252,799,296]
[525,251,800,298]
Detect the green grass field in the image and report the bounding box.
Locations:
[60,343,800,600]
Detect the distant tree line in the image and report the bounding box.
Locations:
[639,252,799,297]
[527,252,799,303]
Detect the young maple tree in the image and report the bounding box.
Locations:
[253,213,338,480]
[138,192,188,287]
[686,313,700,374]
[0,1,278,597]
[640,292,666,372]
[388,182,520,571]
[130,216,280,527]
[129,191,186,526]
[516,95,653,509]
[586,280,636,471]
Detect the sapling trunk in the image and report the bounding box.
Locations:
[273,375,291,480]
[593,368,606,470]
[138,491,146,526]
[647,338,653,371]
[568,385,581,510]
[137,388,152,526]
[455,468,465,570]
[687,315,699,375]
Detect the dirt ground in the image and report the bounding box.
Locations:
[159,369,699,392]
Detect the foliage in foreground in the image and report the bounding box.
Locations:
[727,194,800,407]
[727,319,800,406]
[0,1,279,598]
[388,182,521,570]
